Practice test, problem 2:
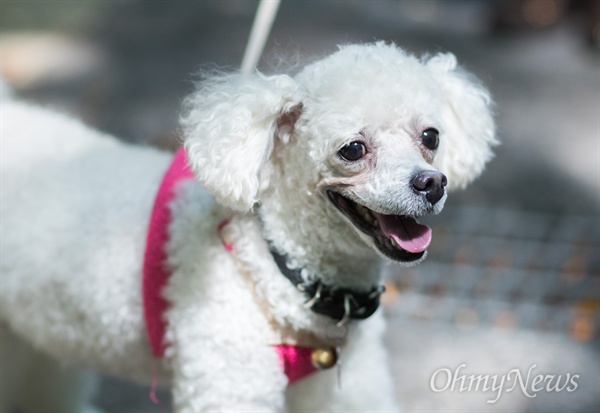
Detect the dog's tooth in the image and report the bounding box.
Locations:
[390,237,398,248]
[355,204,379,227]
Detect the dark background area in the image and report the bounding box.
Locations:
[1,1,598,412]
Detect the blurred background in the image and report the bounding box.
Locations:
[1,0,598,412]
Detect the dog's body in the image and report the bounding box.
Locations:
[0,43,496,412]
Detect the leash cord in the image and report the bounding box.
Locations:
[241,0,281,74]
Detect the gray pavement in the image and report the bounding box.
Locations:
[1,1,598,412]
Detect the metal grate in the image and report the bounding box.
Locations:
[385,207,600,343]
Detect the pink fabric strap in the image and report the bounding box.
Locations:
[142,147,194,357]
[142,148,319,383]
[274,345,318,384]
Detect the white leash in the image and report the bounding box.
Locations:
[241,0,281,74]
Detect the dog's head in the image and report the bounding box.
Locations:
[181,42,497,265]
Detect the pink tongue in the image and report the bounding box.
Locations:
[371,213,432,253]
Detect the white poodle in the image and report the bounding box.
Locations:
[0,42,496,412]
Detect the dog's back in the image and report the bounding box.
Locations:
[0,100,172,379]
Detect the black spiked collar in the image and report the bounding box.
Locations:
[268,246,385,325]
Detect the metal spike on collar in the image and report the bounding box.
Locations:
[368,285,386,300]
[336,294,352,328]
[303,282,323,309]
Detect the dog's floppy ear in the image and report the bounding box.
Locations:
[181,72,301,211]
[426,53,498,190]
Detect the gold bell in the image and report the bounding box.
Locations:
[310,347,337,370]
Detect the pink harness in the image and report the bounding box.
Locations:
[142,148,319,384]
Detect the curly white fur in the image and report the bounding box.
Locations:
[0,42,496,412]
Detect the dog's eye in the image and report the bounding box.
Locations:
[339,141,367,161]
[421,128,439,150]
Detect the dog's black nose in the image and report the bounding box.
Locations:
[411,170,447,205]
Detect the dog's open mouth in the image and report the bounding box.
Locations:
[327,191,432,262]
